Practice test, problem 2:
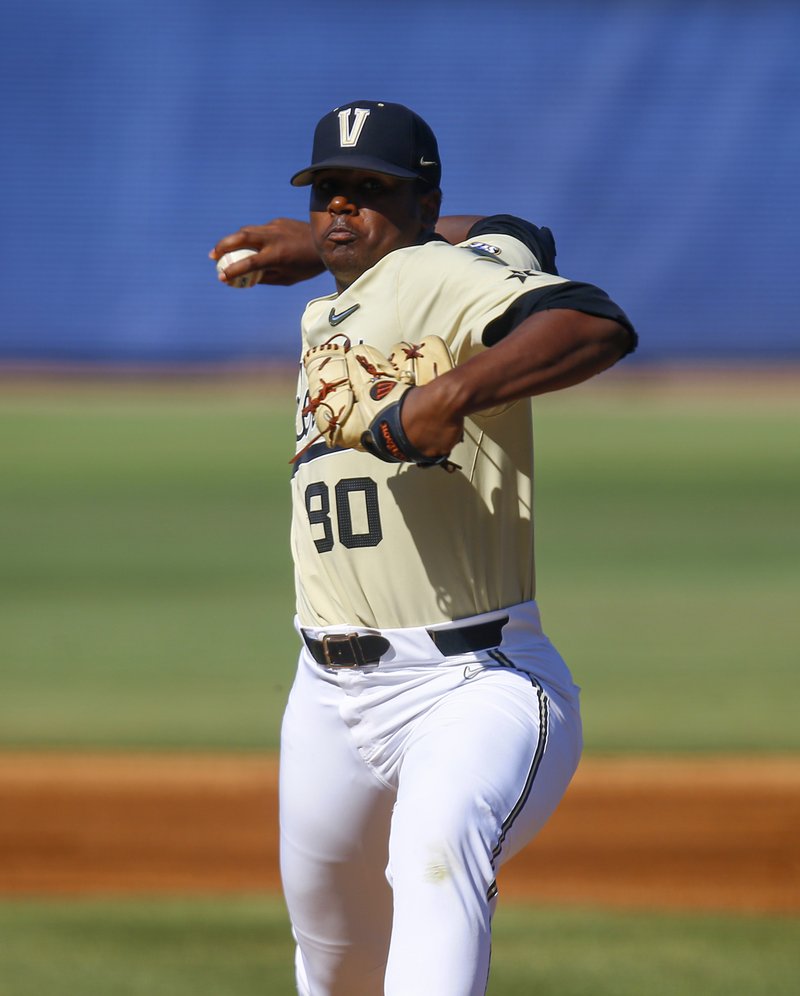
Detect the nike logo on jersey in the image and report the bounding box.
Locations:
[328,303,360,326]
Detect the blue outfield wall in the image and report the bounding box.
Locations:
[2,0,799,364]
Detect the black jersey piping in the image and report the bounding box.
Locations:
[291,440,348,477]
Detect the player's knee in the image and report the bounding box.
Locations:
[390,802,497,890]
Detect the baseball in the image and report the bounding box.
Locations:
[216,248,260,288]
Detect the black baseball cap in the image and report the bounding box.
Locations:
[290,100,441,188]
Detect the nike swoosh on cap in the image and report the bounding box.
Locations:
[419,157,438,166]
[328,303,360,326]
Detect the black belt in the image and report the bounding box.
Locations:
[303,615,508,669]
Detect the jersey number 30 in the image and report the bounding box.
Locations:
[305,478,383,552]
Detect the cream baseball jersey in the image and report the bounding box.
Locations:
[290,227,631,629]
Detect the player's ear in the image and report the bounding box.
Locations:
[419,187,442,231]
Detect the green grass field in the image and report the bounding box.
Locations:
[1,373,798,995]
[1,374,799,752]
[0,897,797,996]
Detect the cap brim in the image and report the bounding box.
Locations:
[290,155,422,187]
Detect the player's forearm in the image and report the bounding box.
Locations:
[449,310,630,413]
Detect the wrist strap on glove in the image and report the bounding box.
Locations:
[361,392,459,472]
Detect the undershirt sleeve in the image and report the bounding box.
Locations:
[482,280,638,354]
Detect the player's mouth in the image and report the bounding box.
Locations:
[325,222,357,244]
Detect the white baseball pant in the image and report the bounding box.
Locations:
[279,601,582,996]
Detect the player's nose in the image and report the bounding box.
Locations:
[328,194,356,215]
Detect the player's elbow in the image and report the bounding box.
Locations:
[563,314,637,382]
[595,316,637,362]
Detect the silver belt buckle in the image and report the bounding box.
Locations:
[322,632,366,668]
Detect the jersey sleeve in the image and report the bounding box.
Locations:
[465,215,558,274]
[396,228,637,362]
[482,280,637,353]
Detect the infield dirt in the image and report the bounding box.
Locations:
[1,754,797,913]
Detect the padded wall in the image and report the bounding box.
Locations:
[3,0,798,362]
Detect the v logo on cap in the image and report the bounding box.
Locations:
[338,108,371,148]
[290,100,442,188]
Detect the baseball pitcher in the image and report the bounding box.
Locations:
[211,100,636,996]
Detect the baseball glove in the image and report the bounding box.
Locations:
[297,334,457,469]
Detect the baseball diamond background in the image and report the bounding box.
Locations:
[2,2,800,994]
